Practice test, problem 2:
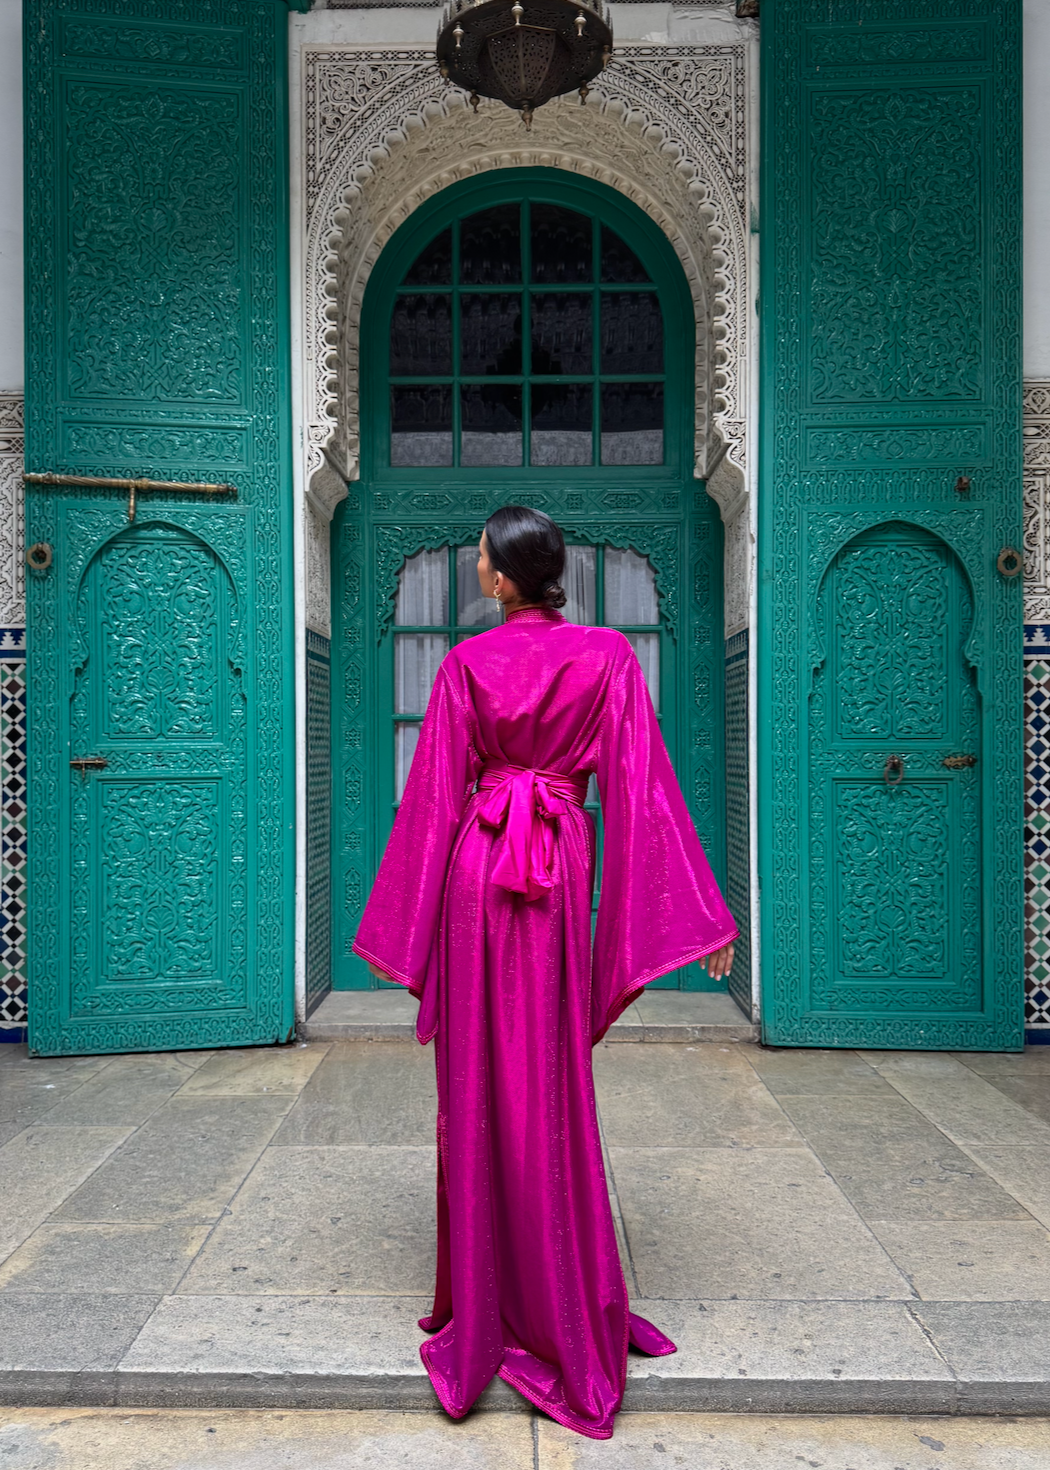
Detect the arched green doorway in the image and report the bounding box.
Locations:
[331,169,725,991]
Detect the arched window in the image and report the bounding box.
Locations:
[387,202,665,470]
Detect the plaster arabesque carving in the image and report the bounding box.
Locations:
[302,46,751,524]
[1024,381,1050,624]
[0,395,25,629]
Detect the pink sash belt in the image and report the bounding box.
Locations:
[476,761,589,902]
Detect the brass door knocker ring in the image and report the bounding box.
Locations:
[883,754,904,786]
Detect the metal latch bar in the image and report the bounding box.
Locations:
[24,472,238,523]
[70,757,108,777]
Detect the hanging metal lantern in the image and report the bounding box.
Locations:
[436,0,613,129]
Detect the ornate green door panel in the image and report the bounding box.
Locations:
[760,0,1023,1049]
[25,1,294,1055]
[66,520,250,1016]
[810,525,982,1028]
[332,171,726,992]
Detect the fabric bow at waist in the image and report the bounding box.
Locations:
[476,761,590,902]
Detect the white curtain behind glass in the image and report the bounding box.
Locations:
[605,549,659,712]
[562,545,597,624]
[394,549,450,799]
[604,548,659,624]
[625,633,659,712]
[395,636,447,714]
[395,725,421,801]
[395,548,448,626]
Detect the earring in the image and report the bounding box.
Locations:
[494,578,503,606]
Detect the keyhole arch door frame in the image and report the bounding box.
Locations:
[762,501,1020,1049]
[331,167,728,991]
[30,501,267,1053]
[805,519,984,1034]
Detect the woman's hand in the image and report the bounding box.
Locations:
[702,943,734,981]
[368,963,394,983]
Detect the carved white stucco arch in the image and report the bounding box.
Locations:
[302,46,751,523]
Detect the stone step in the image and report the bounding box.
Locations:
[2,1296,1045,1415]
[300,989,758,1044]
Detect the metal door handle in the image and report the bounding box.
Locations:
[70,757,108,776]
[883,754,904,785]
[942,753,977,769]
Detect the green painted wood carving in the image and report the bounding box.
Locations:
[759,0,1023,1049]
[332,171,725,992]
[25,0,295,1055]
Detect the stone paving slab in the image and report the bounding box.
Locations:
[52,1096,292,1226]
[912,1302,1050,1413]
[0,1408,537,1469]
[176,1146,437,1296]
[0,1127,133,1259]
[536,1412,1050,1469]
[271,1041,437,1148]
[609,1146,912,1300]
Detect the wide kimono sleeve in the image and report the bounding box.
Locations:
[353,663,479,996]
[592,641,738,1043]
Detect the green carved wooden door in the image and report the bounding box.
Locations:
[809,525,983,1027]
[24,1,295,1055]
[333,171,726,992]
[760,0,1023,1048]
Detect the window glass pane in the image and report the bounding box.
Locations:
[626,632,660,712]
[604,547,659,624]
[390,386,452,467]
[531,204,592,283]
[601,292,663,374]
[461,385,522,466]
[531,293,592,375]
[457,545,500,627]
[562,544,596,624]
[389,294,452,376]
[601,383,664,465]
[460,204,521,285]
[460,294,522,376]
[600,225,650,283]
[394,548,449,626]
[403,227,452,286]
[394,633,448,713]
[531,384,592,467]
[395,722,422,800]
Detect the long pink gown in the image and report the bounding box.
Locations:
[354,605,737,1439]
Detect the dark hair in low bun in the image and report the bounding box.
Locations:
[484,505,567,610]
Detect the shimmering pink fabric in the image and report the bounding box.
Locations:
[354,607,737,1439]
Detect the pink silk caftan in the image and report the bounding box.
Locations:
[354,606,737,1439]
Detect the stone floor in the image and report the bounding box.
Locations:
[1,1033,1050,1414]
[1,1408,1049,1469]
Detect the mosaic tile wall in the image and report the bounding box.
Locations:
[1024,383,1050,1040]
[1023,626,1050,1035]
[724,628,751,1019]
[0,396,25,1042]
[306,629,332,1016]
